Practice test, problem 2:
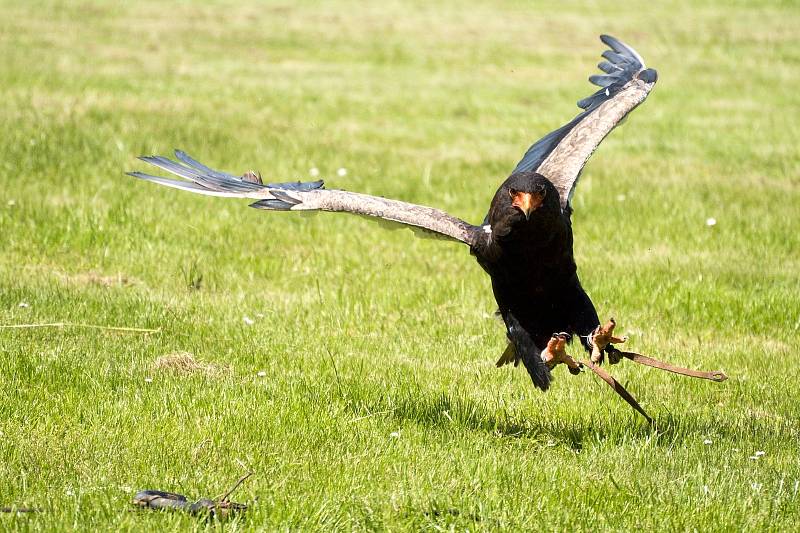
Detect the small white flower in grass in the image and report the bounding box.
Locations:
[7,199,15,206]
[144,377,153,383]
[703,439,713,445]
[65,488,74,496]
[751,482,762,491]
[257,371,267,377]
[337,167,347,177]
[18,302,29,308]
[703,485,710,495]
[243,316,255,326]
[755,450,765,457]
[389,431,400,439]
[309,167,320,177]
[706,217,717,227]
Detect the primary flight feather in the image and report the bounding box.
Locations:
[130,35,657,393]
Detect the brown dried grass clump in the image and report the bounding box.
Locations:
[152,351,228,376]
[57,270,141,288]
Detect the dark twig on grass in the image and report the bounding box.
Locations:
[132,489,248,519]
[216,471,254,503]
[133,468,254,520]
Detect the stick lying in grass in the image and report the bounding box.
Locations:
[216,471,254,503]
[0,322,160,333]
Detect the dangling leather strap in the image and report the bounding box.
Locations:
[617,351,728,382]
[581,359,653,424]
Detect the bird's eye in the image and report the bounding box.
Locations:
[508,188,517,198]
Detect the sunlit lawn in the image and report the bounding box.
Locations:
[1,0,799,530]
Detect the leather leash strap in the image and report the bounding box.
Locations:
[618,351,728,382]
[582,359,652,424]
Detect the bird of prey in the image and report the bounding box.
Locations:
[130,35,665,403]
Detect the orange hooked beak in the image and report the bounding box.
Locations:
[511,190,544,220]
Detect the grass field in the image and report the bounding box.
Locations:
[1,0,799,530]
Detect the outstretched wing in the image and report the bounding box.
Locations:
[128,150,483,246]
[512,35,658,210]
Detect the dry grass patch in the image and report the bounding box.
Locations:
[55,270,141,288]
[152,351,228,377]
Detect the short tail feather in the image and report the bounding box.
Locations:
[504,313,551,391]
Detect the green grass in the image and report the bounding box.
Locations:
[1,0,799,530]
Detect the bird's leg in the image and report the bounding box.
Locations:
[541,333,582,375]
[589,318,628,364]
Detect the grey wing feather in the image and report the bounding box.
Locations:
[588,74,618,87]
[512,35,658,210]
[174,150,324,191]
[174,150,242,180]
[126,172,246,197]
[139,155,262,193]
[597,61,621,74]
[130,151,482,246]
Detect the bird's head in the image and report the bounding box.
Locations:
[488,172,559,235]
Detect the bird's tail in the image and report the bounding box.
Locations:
[503,313,551,391]
[495,343,517,367]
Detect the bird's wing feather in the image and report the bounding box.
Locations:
[512,35,657,209]
[129,151,482,246]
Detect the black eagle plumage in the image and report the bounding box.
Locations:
[129,35,658,393]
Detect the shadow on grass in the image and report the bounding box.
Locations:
[338,378,657,449]
[300,359,770,449]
